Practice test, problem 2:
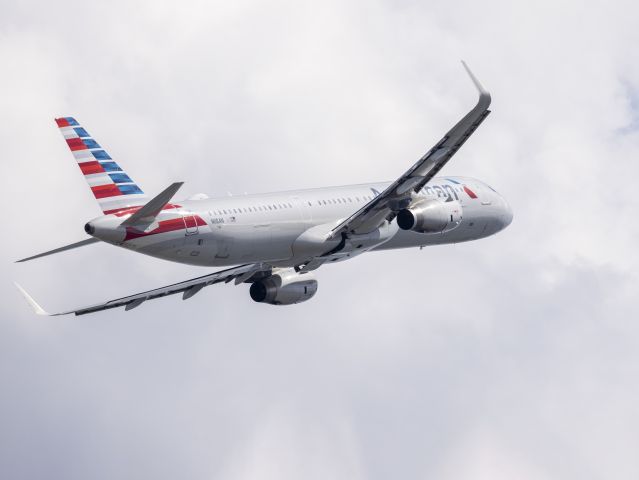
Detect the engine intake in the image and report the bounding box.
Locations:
[397,199,462,234]
[250,269,318,305]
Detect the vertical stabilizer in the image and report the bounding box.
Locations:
[55,117,148,214]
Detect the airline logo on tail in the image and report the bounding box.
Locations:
[55,117,148,214]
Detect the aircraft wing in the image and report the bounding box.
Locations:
[15,263,270,316]
[327,61,491,239]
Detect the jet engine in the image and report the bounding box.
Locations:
[249,269,318,305]
[396,199,462,234]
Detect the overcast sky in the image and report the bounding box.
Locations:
[2,0,639,478]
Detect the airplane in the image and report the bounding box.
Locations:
[15,62,512,316]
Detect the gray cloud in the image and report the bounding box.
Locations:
[1,0,639,479]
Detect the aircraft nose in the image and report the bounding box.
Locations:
[500,196,513,229]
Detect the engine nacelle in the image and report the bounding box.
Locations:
[249,269,318,305]
[396,199,462,234]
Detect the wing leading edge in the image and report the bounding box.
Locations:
[328,61,491,239]
[15,263,270,316]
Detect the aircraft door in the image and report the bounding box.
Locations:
[183,210,199,235]
[251,224,272,258]
[291,195,312,224]
[465,182,493,236]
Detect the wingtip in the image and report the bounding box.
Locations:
[461,60,491,107]
[461,61,487,91]
[14,282,51,316]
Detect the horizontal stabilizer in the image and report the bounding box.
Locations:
[16,237,100,263]
[119,182,184,229]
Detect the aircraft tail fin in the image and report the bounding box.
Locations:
[55,117,148,214]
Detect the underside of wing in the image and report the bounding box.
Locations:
[15,263,271,316]
[328,61,491,239]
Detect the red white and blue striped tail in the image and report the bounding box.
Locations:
[55,117,148,215]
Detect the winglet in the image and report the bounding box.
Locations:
[14,282,51,316]
[461,61,491,109]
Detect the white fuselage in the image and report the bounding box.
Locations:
[91,176,512,268]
